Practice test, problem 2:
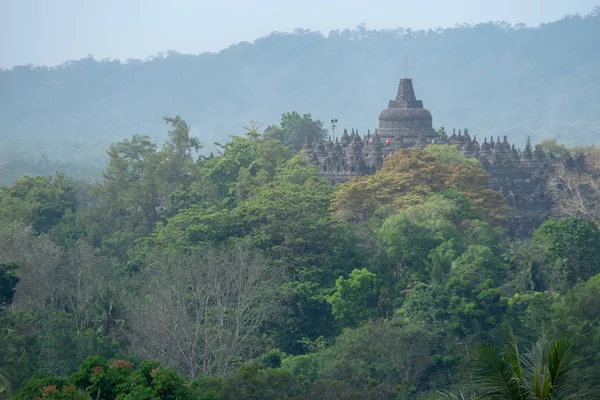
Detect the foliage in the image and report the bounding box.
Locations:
[423,144,482,169]
[15,357,191,400]
[532,217,600,287]
[326,268,380,327]
[315,319,433,395]
[13,374,74,400]
[215,362,307,399]
[0,173,81,243]
[538,138,570,159]
[263,112,327,151]
[2,116,600,397]
[82,118,203,259]
[473,327,585,399]
[332,149,506,225]
[0,263,19,309]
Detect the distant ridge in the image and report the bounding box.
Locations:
[0,12,599,182]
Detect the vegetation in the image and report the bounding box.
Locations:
[2,10,600,184]
[1,112,599,399]
[472,327,583,400]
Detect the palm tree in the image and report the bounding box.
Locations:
[473,326,585,400]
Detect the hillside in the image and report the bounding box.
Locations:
[1,11,599,182]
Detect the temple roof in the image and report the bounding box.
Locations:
[387,78,424,109]
[379,78,433,128]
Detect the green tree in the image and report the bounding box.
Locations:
[13,374,74,400]
[558,274,600,397]
[83,118,202,257]
[0,173,80,240]
[203,134,260,201]
[445,245,508,336]
[15,356,193,400]
[264,111,327,151]
[423,144,482,169]
[537,138,570,159]
[161,116,202,190]
[82,135,163,257]
[532,217,600,287]
[215,362,306,399]
[505,292,559,344]
[377,196,460,281]
[201,127,291,205]
[317,319,433,396]
[0,263,19,309]
[326,268,380,327]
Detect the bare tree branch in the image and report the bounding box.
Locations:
[129,243,281,379]
[547,149,600,222]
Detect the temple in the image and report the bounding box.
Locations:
[377,78,437,148]
[303,78,555,235]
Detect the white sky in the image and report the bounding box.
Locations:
[0,0,598,68]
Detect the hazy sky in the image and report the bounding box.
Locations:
[1,0,598,68]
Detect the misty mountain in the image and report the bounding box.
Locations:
[1,11,599,182]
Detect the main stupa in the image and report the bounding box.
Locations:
[377,78,437,147]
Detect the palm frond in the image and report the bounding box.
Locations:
[546,333,585,399]
[474,342,530,400]
[501,322,524,381]
[522,330,551,399]
[474,329,587,400]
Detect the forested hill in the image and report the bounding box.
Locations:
[1,11,599,181]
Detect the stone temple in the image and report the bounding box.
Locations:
[377,77,437,148]
[303,78,555,235]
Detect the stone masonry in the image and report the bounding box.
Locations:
[303,78,555,235]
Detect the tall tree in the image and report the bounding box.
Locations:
[57,241,114,334]
[129,243,280,379]
[532,217,600,287]
[0,173,79,239]
[264,111,327,151]
[0,222,62,310]
[161,115,202,189]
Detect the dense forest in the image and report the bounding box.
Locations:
[1,10,600,184]
[1,111,600,399]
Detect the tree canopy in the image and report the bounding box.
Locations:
[1,115,600,399]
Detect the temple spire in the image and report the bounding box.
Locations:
[389,78,424,109]
[396,78,417,102]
